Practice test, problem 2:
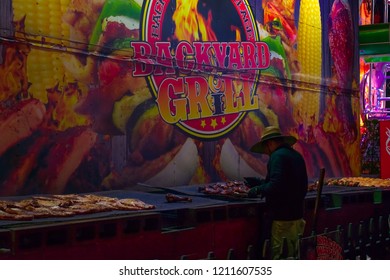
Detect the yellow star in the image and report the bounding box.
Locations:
[221,116,226,125]
[210,118,218,129]
[200,119,206,128]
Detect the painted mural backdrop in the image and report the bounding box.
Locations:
[0,0,360,196]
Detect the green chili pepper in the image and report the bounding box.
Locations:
[89,0,142,50]
[111,37,137,50]
[261,36,291,79]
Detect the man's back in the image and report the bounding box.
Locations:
[264,145,308,220]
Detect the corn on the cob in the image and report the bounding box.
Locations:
[12,0,71,102]
[296,0,322,84]
[293,0,322,124]
[10,0,91,130]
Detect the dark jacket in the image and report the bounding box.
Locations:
[258,144,308,220]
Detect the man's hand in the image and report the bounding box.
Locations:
[247,186,261,198]
[244,177,264,188]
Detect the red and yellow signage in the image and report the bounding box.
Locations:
[135,0,267,138]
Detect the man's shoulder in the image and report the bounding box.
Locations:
[274,146,305,161]
[274,145,295,155]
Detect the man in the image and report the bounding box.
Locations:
[247,126,308,259]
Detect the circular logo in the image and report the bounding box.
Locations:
[136,0,266,139]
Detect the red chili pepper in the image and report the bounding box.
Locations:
[266,2,297,43]
[98,60,121,86]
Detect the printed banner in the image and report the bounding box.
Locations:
[0,0,361,196]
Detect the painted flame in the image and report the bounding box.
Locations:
[172,0,217,42]
[171,0,245,113]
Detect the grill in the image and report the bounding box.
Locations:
[0,185,388,259]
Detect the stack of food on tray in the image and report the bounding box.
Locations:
[0,194,155,221]
[198,180,250,197]
[165,193,192,203]
[307,181,319,192]
[326,177,390,188]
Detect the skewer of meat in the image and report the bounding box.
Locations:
[0,135,49,196]
[0,99,46,157]
[36,126,97,194]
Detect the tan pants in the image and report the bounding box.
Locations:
[271,219,306,259]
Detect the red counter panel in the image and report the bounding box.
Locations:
[380,120,390,179]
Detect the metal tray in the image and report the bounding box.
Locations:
[0,190,228,229]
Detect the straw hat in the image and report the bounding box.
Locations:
[250,126,297,154]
